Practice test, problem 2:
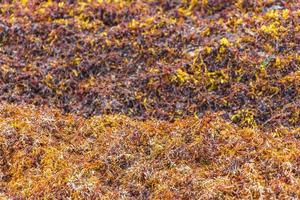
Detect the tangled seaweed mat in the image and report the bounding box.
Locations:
[0,0,300,199]
[0,0,299,127]
[0,104,299,199]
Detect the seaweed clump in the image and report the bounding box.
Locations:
[0,0,299,128]
[0,0,299,198]
[0,104,300,199]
